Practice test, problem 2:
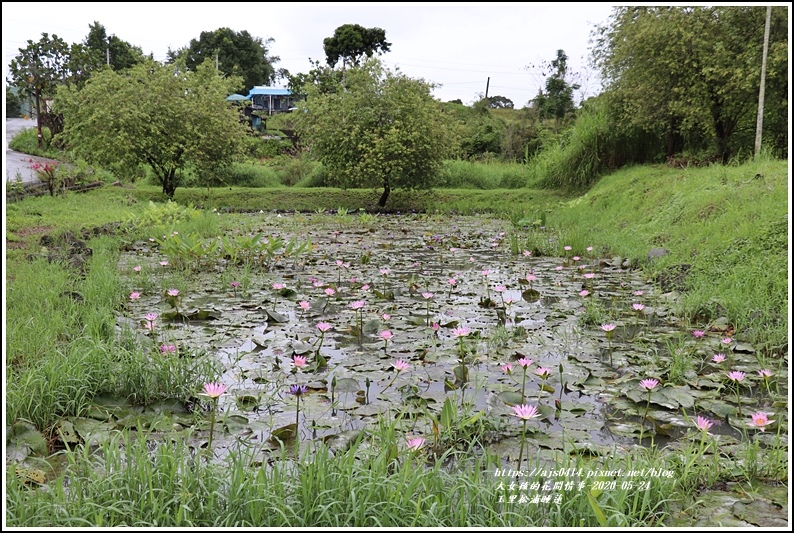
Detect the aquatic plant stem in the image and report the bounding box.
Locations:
[207,397,219,455]
[517,419,527,470]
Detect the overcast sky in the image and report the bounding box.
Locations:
[3,2,618,107]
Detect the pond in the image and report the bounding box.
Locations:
[105,212,786,473]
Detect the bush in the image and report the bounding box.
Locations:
[294,162,328,188]
[276,157,320,187]
[244,133,294,160]
[210,163,282,188]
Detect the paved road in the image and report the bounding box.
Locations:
[4,117,59,184]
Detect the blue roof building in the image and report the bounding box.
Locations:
[245,86,294,115]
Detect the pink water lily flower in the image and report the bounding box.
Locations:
[727,371,745,382]
[452,326,470,337]
[202,382,228,399]
[316,322,332,332]
[534,367,551,378]
[747,411,775,431]
[632,303,645,311]
[393,360,410,372]
[712,353,726,363]
[406,437,425,451]
[640,378,659,390]
[299,301,311,310]
[167,289,180,297]
[350,300,366,310]
[512,404,542,420]
[293,355,307,368]
[517,358,533,368]
[129,291,141,300]
[133,265,142,272]
[501,363,513,374]
[695,415,713,433]
[380,330,394,341]
[692,330,705,338]
[422,292,434,299]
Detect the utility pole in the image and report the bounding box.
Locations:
[485,77,490,99]
[754,6,772,158]
[106,47,110,66]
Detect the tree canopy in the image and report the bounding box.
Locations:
[83,21,146,71]
[168,28,280,94]
[529,50,580,131]
[593,6,789,161]
[57,60,250,197]
[294,58,459,207]
[323,24,391,68]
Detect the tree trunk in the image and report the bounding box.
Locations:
[378,182,391,208]
[162,169,177,198]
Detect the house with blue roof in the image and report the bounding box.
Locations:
[245,86,294,115]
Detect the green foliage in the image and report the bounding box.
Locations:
[130,201,202,235]
[294,58,460,207]
[57,60,250,197]
[8,32,71,101]
[532,98,662,190]
[593,6,789,161]
[167,27,279,94]
[530,50,580,129]
[323,24,391,68]
[8,127,61,159]
[449,102,507,160]
[6,86,23,117]
[82,21,145,72]
[197,162,282,188]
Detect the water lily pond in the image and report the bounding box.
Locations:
[71,213,788,468]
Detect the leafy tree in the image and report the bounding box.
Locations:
[323,24,391,68]
[7,33,71,147]
[286,58,344,99]
[168,28,280,94]
[529,50,580,131]
[294,58,459,207]
[57,60,249,198]
[593,6,788,162]
[482,95,514,109]
[83,21,146,71]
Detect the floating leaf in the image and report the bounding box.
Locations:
[323,429,365,453]
[662,387,695,409]
[334,377,361,393]
[497,391,525,406]
[265,309,288,323]
[7,422,48,462]
[223,415,250,430]
[453,364,469,383]
[236,395,260,410]
[16,466,46,486]
[269,423,297,444]
[522,289,541,303]
[55,419,80,445]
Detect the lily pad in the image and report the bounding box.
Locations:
[269,423,297,444]
[6,422,48,462]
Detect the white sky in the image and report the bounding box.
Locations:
[2,1,617,107]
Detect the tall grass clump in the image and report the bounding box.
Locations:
[8,126,62,158]
[532,99,662,190]
[7,415,680,527]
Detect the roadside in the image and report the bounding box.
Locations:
[4,117,57,184]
